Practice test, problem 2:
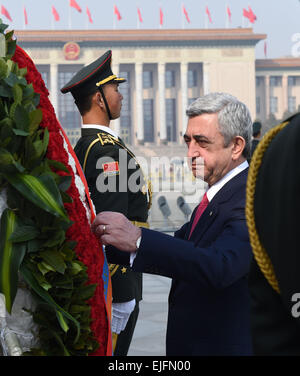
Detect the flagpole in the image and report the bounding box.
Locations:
[23,5,25,30]
[159,2,162,29]
[225,4,228,29]
[68,6,72,29]
[137,4,139,29]
[181,3,184,29]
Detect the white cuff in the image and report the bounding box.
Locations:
[130,252,137,267]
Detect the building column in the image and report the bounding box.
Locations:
[265,75,270,120]
[50,63,58,115]
[135,62,144,144]
[158,62,167,143]
[203,62,210,95]
[112,63,121,137]
[180,62,188,135]
[282,74,288,115]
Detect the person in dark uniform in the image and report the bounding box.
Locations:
[246,113,300,355]
[250,121,262,157]
[60,50,151,356]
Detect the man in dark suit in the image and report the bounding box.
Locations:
[246,113,300,355]
[92,92,254,355]
[60,50,151,355]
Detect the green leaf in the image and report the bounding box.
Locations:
[44,230,65,248]
[14,104,30,132]
[52,275,73,289]
[0,57,8,79]
[10,225,40,243]
[33,93,40,107]
[60,191,73,204]
[12,128,30,136]
[58,175,72,192]
[6,39,16,58]
[70,305,90,314]
[0,148,25,174]
[47,159,70,174]
[0,209,26,313]
[56,311,69,333]
[70,261,83,276]
[27,238,42,253]
[12,84,23,103]
[4,72,20,87]
[37,261,55,276]
[18,67,27,77]
[40,250,66,275]
[0,22,8,34]
[32,140,44,158]
[20,263,81,343]
[0,117,13,128]
[42,128,49,153]
[29,109,43,134]
[5,30,14,41]
[74,284,96,301]
[4,173,69,221]
[0,147,14,165]
[0,84,12,97]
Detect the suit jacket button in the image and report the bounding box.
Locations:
[209,211,213,216]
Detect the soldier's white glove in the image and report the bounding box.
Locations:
[111,299,136,334]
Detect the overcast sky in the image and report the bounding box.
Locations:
[2,0,300,59]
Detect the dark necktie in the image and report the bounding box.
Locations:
[189,192,209,239]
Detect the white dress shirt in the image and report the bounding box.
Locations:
[206,160,249,202]
[81,124,119,138]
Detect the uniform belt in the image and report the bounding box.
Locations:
[130,221,149,229]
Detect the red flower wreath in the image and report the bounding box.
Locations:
[12,46,109,356]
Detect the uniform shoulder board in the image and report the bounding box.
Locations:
[97,132,119,146]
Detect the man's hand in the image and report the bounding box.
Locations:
[92,212,141,252]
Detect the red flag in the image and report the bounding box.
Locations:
[248,6,257,22]
[227,6,232,23]
[159,7,163,26]
[1,5,12,22]
[264,41,267,58]
[243,7,256,23]
[206,6,212,23]
[52,6,60,22]
[24,6,28,25]
[137,7,143,23]
[183,5,190,23]
[86,7,93,23]
[69,0,82,13]
[114,5,122,21]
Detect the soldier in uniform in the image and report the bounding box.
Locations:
[60,50,151,356]
[250,121,262,157]
[246,113,300,355]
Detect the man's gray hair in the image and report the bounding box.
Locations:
[186,92,252,159]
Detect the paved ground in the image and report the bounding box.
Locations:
[128,273,172,356]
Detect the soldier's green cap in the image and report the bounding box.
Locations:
[60,50,126,98]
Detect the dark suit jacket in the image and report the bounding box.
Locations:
[131,168,253,355]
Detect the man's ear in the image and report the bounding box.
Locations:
[231,136,246,160]
[93,91,104,109]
